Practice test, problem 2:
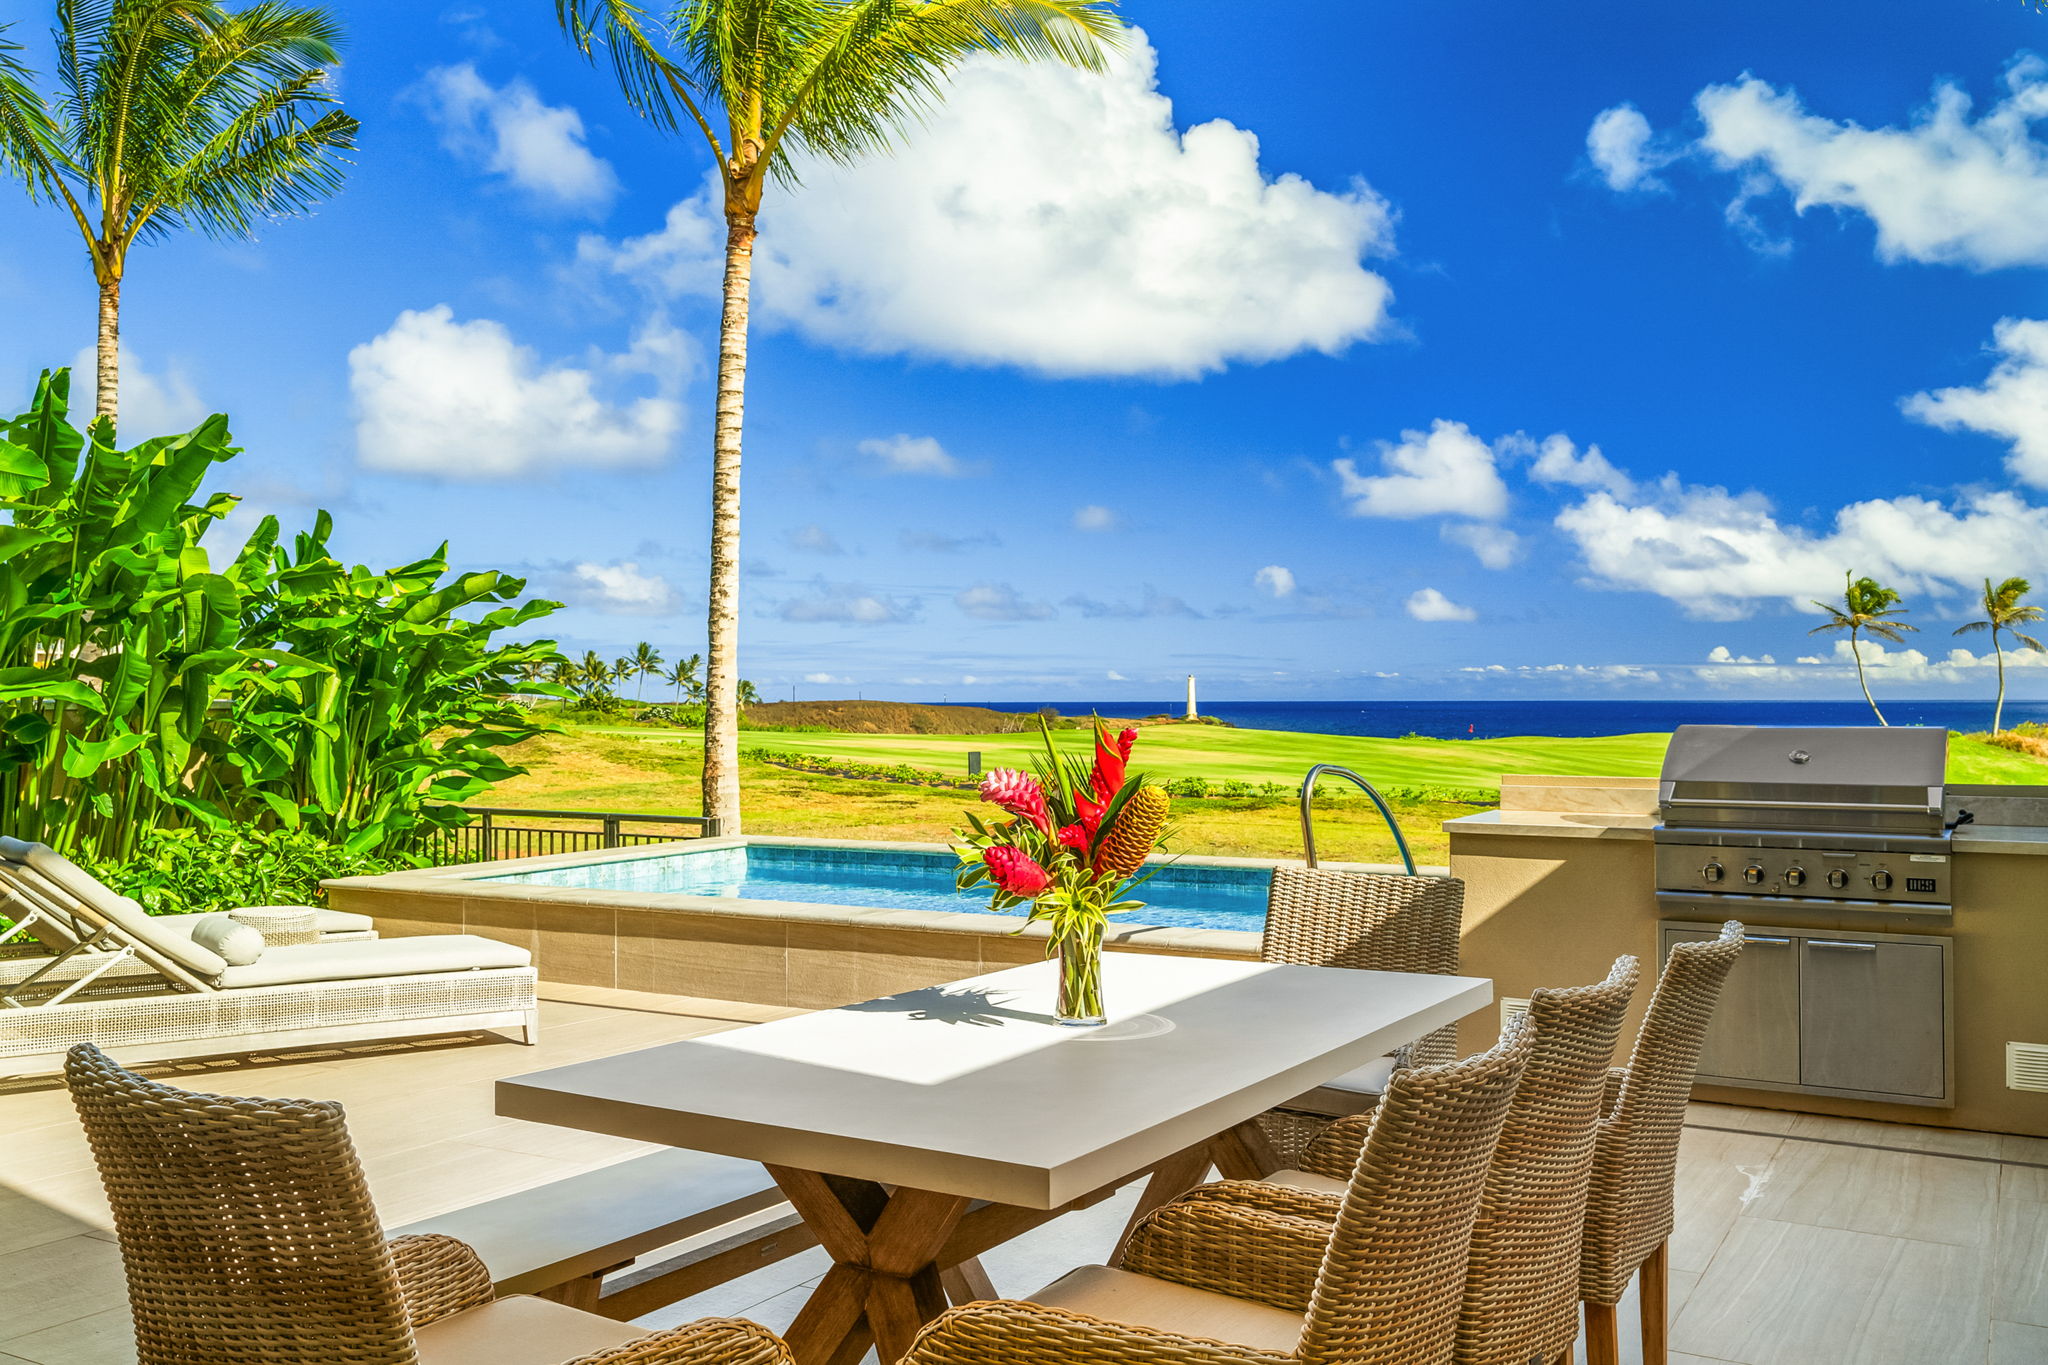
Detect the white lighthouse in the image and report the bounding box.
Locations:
[1185,674,1197,720]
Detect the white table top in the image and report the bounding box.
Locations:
[498,953,1492,1208]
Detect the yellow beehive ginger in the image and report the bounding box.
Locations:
[1098,785,1170,877]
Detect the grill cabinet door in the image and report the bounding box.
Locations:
[1799,938,1946,1099]
[1661,925,1800,1085]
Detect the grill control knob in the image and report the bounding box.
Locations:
[1701,862,1724,883]
[1871,869,1893,891]
[1742,865,1765,885]
[1785,867,1806,887]
[1827,868,1849,889]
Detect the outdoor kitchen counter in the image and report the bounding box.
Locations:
[1444,790,2048,1139]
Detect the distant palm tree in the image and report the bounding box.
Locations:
[1955,577,2046,734]
[579,650,613,698]
[666,652,702,704]
[0,1,358,423]
[551,0,1121,834]
[736,679,762,709]
[1810,572,1917,725]
[630,641,663,701]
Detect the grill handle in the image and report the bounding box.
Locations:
[1662,796,1939,815]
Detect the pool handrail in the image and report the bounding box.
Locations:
[1298,764,1418,876]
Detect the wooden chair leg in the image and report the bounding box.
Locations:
[1639,1239,1669,1365]
[940,1257,997,1305]
[1584,1299,1621,1365]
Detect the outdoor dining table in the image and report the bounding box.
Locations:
[496,951,1492,1365]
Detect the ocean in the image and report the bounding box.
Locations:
[968,699,2048,741]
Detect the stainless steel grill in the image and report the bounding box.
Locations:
[1653,724,1952,916]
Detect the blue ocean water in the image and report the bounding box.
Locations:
[486,844,1271,933]
[970,699,2048,741]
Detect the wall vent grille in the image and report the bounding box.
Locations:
[1502,997,1531,1031]
[2007,1042,2048,1093]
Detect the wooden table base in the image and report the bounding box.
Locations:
[767,1123,1273,1365]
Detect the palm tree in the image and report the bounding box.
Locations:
[1810,572,1917,725]
[737,678,762,708]
[580,650,613,698]
[630,641,663,701]
[551,0,1120,834]
[0,1,357,424]
[1955,577,2046,734]
[666,651,702,703]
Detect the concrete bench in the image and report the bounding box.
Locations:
[393,1147,813,1318]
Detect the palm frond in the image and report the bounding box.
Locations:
[2015,631,2047,653]
[1954,619,1990,636]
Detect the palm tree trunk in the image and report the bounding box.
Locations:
[1994,628,2008,734]
[701,211,755,834]
[1852,633,1887,725]
[95,274,121,423]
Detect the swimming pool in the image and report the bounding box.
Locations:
[484,843,1274,933]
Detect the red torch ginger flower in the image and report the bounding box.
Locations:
[980,769,1051,830]
[984,845,1052,898]
[1088,723,1129,806]
[1057,822,1090,853]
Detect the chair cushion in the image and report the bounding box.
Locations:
[188,915,265,966]
[171,908,374,941]
[1264,1168,1348,1196]
[1280,1053,1397,1119]
[20,843,230,980]
[413,1295,647,1365]
[216,935,531,988]
[1030,1265,1304,1354]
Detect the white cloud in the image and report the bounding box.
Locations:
[1706,646,1777,665]
[349,305,682,478]
[802,672,850,685]
[586,29,1395,378]
[1253,565,1296,598]
[776,581,917,624]
[1686,56,2048,269]
[70,345,207,436]
[1441,522,1522,569]
[568,560,680,615]
[1065,587,1199,619]
[1523,432,1636,499]
[1903,317,2048,487]
[858,434,968,476]
[955,583,1055,621]
[1073,504,1121,532]
[1460,662,1662,684]
[419,64,617,210]
[1555,478,2048,619]
[788,523,845,555]
[1106,670,1128,681]
[1406,587,1477,622]
[1587,104,1674,192]
[1334,420,1510,520]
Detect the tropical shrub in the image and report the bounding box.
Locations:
[1164,776,1211,798]
[84,825,408,916]
[0,370,565,859]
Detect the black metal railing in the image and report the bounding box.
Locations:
[427,806,723,865]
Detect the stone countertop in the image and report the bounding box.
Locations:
[1446,810,2048,856]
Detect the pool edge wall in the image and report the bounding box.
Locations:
[324,838,1267,1010]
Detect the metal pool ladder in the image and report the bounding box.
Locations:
[1299,763,1417,875]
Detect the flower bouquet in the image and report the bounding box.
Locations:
[955,719,1172,1025]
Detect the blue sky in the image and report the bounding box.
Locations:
[8,0,2048,702]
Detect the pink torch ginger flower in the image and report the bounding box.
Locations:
[1057,822,1090,853]
[984,845,1052,898]
[980,768,1051,830]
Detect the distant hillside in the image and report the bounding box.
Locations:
[745,700,1048,734]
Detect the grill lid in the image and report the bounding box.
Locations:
[1658,724,1947,835]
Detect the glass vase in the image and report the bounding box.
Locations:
[1054,920,1107,1027]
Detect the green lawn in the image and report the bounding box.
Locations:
[589,723,2048,791]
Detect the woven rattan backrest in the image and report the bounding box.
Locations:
[1456,956,1640,1365]
[1264,867,1465,1066]
[1579,921,1745,1304]
[65,1043,421,1365]
[1294,1020,1533,1365]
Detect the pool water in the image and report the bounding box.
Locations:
[484,844,1272,933]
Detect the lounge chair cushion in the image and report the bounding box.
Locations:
[1280,1053,1398,1119]
[19,844,230,979]
[412,1295,647,1365]
[188,916,265,966]
[169,909,375,941]
[215,934,531,988]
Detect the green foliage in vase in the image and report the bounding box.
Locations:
[0,369,565,860]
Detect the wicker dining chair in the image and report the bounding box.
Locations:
[900,1021,1535,1365]
[1170,956,1642,1365]
[64,1043,794,1365]
[1577,921,1745,1365]
[1256,866,1466,1163]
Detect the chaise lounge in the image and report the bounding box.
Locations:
[0,838,538,1075]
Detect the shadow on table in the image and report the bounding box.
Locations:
[842,985,1055,1028]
